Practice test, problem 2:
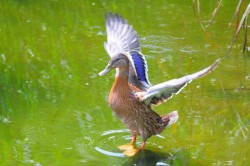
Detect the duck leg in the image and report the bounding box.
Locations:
[118,134,137,150]
[131,134,136,143]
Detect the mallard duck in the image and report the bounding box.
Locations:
[98,13,220,156]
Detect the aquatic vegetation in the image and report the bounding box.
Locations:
[192,0,250,54]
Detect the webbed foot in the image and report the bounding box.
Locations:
[123,147,140,157]
[118,141,146,157]
[118,144,135,151]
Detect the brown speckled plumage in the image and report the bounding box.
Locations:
[109,75,168,142]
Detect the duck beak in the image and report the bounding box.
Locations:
[98,64,112,76]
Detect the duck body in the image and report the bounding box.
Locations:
[109,74,169,142]
[98,13,220,156]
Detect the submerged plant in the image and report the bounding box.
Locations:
[227,3,250,56]
[192,0,250,55]
[192,0,222,31]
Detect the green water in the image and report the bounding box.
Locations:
[0,0,249,165]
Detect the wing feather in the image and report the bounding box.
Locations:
[135,59,221,106]
[104,13,151,90]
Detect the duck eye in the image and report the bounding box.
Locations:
[115,58,123,62]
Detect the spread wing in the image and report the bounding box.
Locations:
[104,13,151,90]
[135,59,220,106]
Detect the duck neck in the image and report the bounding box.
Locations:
[117,65,129,78]
[111,66,129,91]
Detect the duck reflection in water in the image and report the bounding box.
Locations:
[99,13,220,156]
[123,149,173,166]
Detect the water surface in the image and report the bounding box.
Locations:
[0,0,249,165]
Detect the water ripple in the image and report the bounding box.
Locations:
[102,129,129,136]
[95,147,125,157]
[94,128,131,157]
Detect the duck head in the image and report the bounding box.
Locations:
[98,53,129,76]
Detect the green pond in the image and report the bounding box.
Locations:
[0,0,250,165]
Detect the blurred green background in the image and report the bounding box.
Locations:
[0,0,249,165]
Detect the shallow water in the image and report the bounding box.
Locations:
[0,0,250,165]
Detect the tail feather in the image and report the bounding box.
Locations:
[161,111,178,127]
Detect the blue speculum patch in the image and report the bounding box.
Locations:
[131,53,149,84]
